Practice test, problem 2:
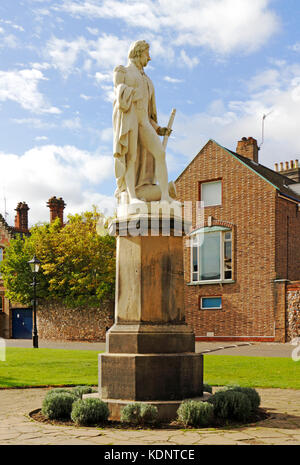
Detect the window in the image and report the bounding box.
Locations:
[191,227,232,283]
[200,296,222,310]
[201,180,222,207]
[0,296,3,312]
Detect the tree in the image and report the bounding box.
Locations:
[0,209,116,308]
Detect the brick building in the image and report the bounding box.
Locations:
[175,137,300,342]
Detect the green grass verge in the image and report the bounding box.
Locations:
[0,349,299,389]
[0,348,99,388]
[204,355,300,389]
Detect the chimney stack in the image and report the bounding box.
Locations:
[276,159,300,182]
[236,137,259,163]
[14,202,29,232]
[47,196,66,225]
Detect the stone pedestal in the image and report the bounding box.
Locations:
[98,209,203,422]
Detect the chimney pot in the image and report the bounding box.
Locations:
[280,162,284,171]
[274,163,278,172]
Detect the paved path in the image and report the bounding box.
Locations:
[4,339,295,357]
[0,387,299,445]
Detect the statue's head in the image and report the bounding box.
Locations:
[128,40,150,66]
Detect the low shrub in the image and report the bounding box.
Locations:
[121,403,158,425]
[223,385,260,411]
[177,401,214,427]
[208,389,252,423]
[44,388,73,398]
[42,391,77,420]
[71,398,110,426]
[72,386,95,399]
[203,383,213,394]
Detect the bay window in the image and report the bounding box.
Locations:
[191,227,233,283]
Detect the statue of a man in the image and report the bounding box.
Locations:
[113,40,175,205]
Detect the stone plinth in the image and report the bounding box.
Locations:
[99,210,203,422]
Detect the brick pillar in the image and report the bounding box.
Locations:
[236,137,259,163]
[14,202,29,232]
[273,279,288,342]
[47,196,66,225]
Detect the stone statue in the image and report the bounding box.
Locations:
[113,40,176,205]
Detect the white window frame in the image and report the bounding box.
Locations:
[190,227,233,284]
[201,180,222,207]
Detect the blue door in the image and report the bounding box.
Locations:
[12,308,33,339]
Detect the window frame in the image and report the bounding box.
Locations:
[199,178,222,207]
[190,227,233,284]
[199,295,223,310]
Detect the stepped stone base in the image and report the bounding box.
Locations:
[106,323,195,354]
[99,352,203,402]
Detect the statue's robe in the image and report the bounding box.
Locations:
[112,63,159,200]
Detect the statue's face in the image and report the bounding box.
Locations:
[140,47,151,67]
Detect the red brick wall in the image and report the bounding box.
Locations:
[275,196,300,281]
[176,140,277,341]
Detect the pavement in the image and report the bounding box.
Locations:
[0,386,299,446]
[3,338,296,357]
[1,338,299,446]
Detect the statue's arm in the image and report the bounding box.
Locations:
[113,66,136,112]
[148,80,172,137]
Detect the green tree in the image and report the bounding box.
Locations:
[0,209,116,307]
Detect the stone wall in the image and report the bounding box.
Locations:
[37,301,114,342]
[286,282,300,341]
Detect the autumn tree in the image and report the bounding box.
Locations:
[0,209,116,308]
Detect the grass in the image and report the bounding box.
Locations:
[0,348,99,388]
[204,355,300,390]
[0,349,299,389]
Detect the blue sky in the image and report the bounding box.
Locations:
[0,0,300,224]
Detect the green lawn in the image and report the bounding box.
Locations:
[0,348,99,388]
[0,348,299,389]
[204,355,300,389]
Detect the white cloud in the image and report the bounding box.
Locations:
[0,144,114,225]
[179,50,199,69]
[86,26,99,36]
[95,71,112,83]
[164,76,184,84]
[168,62,300,172]
[56,0,279,55]
[46,36,88,77]
[0,69,60,114]
[0,34,18,48]
[80,93,92,100]
[35,136,49,141]
[62,116,81,129]
[46,34,129,77]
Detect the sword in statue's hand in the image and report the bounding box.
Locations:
[157,109,176,148]
[162,108,176,151]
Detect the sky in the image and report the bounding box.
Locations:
[0,0,300,225]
